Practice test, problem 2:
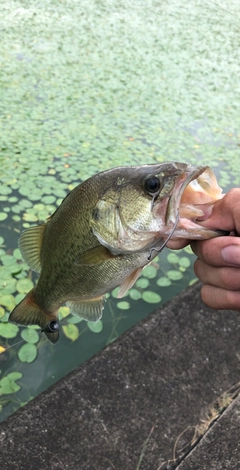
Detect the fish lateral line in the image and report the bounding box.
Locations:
[147,209,180,261]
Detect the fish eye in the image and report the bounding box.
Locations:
[144,175,161,196]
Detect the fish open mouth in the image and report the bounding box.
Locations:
[170,165,225,238]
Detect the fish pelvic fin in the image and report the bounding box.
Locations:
[18,223,47,273]
[9,289,59,344]
[67,296,105,322]
[117,267,143,298]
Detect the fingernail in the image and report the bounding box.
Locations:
[221,245,240,265]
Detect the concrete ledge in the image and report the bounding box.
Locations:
[177,394,240,470]
[1,281,240,470]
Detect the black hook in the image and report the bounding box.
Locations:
[42,320,60,334]
[148,209,180,260]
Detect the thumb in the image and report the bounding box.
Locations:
[198,189,240,234]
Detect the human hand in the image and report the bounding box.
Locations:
[190,189,240,310]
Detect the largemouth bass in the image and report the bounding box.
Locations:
[9,162,224,343]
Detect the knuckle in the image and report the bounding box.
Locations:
[224,289,240,309]
[219,268,240,290]
[218,268,231,288]
[224,188,240,208]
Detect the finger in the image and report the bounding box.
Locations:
[200,284,240,311]
[191,237,240,267]
[166,239,189,250]
[194,258,240,290]
[198,188,240,234]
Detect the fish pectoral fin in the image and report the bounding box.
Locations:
[74,245,117,266]
[18,223,47,273]
[67,296,105,322]
[117,268,143,298]
[9,289,59,344]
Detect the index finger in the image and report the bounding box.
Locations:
[198,188,240,234]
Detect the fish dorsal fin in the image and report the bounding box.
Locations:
[67,296,105,322]
[117,267,143,298]
[18,223,47,273]
[74,245,117,266]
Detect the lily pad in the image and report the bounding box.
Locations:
[6,372,23,381]
[42,195,56,204]
[156,277,172,287]
[33,203,45,211]
[0,374,22,394]
[13,248,23,260]
[0,278,17,294]
[0,323,19,339]
[19,199,33,209]
[38,210,51,221]
[0,294,16,310]
[142,265,158,279]
[8,263,23,275]
[136,278,149,289]
[167,270,183,281]
[11,205,22,214]
[22,213,38,222]
[21,328,39,344]
[8,196,18,203]
[0,306,5,318]
[167,253,180,264]
[179,257,191,268]
[0,213,8,221]
[12,215,21,222]
[111,287,120,298]
[16,278,34,294]
[58,306,70,320]
[87,320,103,333]
[62,323,79,341]
[55,189,67,198]
[1,254,16,266]
[142,291,162,303]
[67,316,84,324]
[18,343,38,363]
[14,293,25,304]
[0,187,12,195]
[116,301,130,310]
[129,289,142,300]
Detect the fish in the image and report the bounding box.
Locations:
[9,162,224,343]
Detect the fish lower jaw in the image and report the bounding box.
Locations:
[177,217,222,239]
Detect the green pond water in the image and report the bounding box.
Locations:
[0,0,240,421]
